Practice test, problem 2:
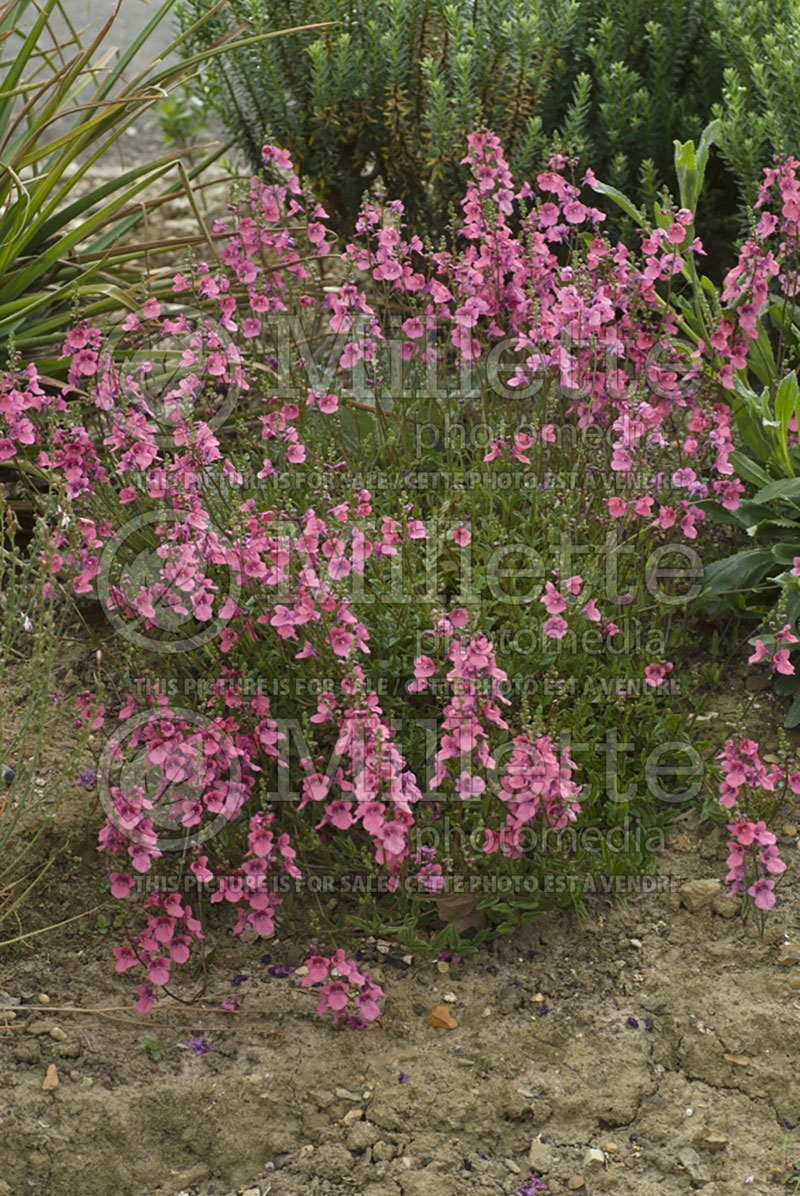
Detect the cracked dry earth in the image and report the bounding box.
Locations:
[3,806,800,1196]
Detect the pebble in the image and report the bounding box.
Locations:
[778,942,800,966]
[528,1139,553,1172]
[504,1159,521,1174]
[583,1148,605,1171]
[37,994,50,1005]
[436,961,449,973]
[334,1087,362,1102]
[25,1021,55,1036]
[784,824,797,837]
[679,879,720,912]
[442,991,458,1003]
[567,1178,585,1191]
[677,1146,710,1184]
[49,1027,67,1042]
[241,1188,260,1196]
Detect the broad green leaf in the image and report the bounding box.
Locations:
[702,548,776,596]
[586,179,644,226]
[753,477,800,505]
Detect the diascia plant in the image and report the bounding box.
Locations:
[12,133,760,1014]
[717,737,788,928]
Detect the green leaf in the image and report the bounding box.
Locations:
[586,179,644,226]
[753,477,800,505]
[786,694,800,729]
[702,548,776,596]
[728,451,774,489]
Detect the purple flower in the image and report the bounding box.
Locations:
[532,1005,549,1017]
[644,1017,654,1032]
[486,964,499,975]
[185,1037,211,1055]
[76,769,97,788]
[260,953,272,965]
[627,1016,639,1029]
[399,1072,409,1084]
[231,973,248,987]
[268,964,295,977]
[518,1177,548,1195]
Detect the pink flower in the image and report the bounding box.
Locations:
[113,945,138,972]
[607,497,627,517]
[772,648,794,675]
[543,617,568,640]
[136,985,156,1014]
[748,877,776,910]
[110,872,135,898]
[644,661,673,687]
[452,526,471,546]
[302,954,330,985]
[329,628,354,657]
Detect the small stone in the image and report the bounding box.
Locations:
[697,1133,728,1153]
[601,1142,618,1154]
[177,1165,212,1187]
[567,1178,585,1191]
[528,1139,553,1172]
[241,1187,260,1196]
[347,1121,380,1152]
[49,1027,67,1042]
[680,879,720,912]
[335,1087,362,1102]
[25,1020,55,1036]
[677,1145,710,1184]
[14,1041,40,1065]
[342,1107,363,1128]
[505,1159,521,1174]
[583,1148,605,1171]
[442,991,458,1003]
[56,1040,81,1059]
[629,939,643,949]
[37,993,50,1005]
[778,942,800,967]
[789,976,800,991]
[784,824,797,837]
[436,961,449,973]
[373,1140,395,1162]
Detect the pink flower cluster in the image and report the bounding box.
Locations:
[717,738,788,912]
[706,157,800,391]
[300,949,384,1027]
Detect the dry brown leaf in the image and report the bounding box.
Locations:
[42,1063,59,1091]
[722,1053,750,1067]
[670,833,693,852]
[425,1003,458,1029]
[435,893,485,933]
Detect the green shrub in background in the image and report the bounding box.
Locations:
[710,0,800,214]
[177,0,729,234]
[176,0,800,263]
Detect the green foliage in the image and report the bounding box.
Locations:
[177,0,731,234]
[710,0,800,217]
[0,0,303,368]
[176,0,800,260]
